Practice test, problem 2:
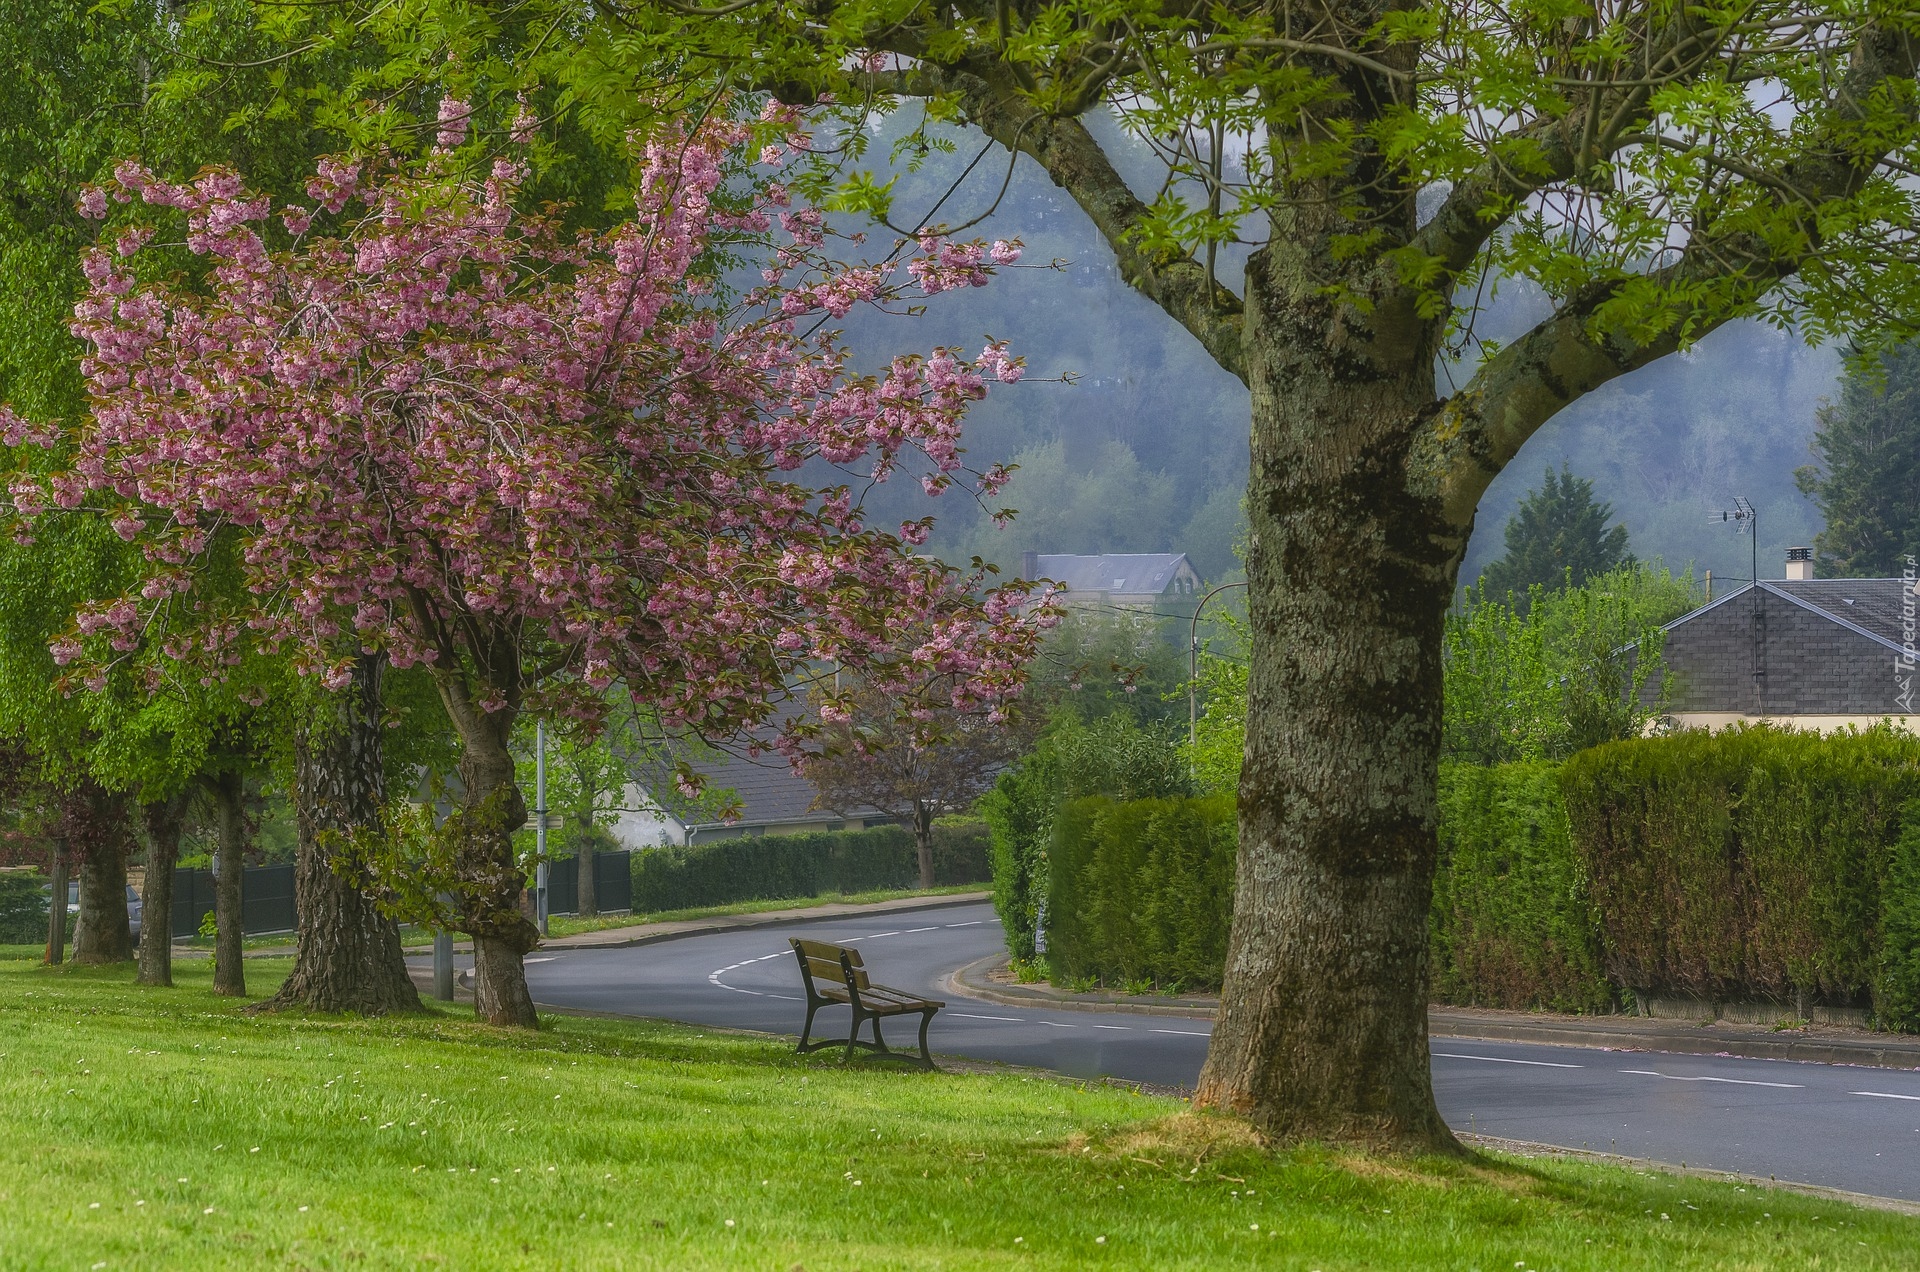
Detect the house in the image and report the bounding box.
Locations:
[1019,551,1203,613]
[611,748,897,848]
[1648,549,1920,732]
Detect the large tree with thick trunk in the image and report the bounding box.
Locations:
[551,0,1920,1146]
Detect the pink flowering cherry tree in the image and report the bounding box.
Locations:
[10,106,1046,1026]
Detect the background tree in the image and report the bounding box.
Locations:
[514,705,667,918]
[807,678,1038,889]
[1797,341,1920,578]
[1477,467,1633,605]
[558,0,1920,1146]
[1023,609,1191,729]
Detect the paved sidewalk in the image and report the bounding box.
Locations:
[953,955,1920,1070]
[180,890,993,960]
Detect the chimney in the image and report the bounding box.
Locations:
[1020,550,1039,580]
[1785,546,1814,581]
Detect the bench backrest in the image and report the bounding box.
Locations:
[790,938,870,992]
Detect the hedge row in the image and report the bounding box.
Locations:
[1044,795,1236,990]
[1562,726,1920,1016]
[1432,761,1613,1014]
[1031,727,1920,1028]
[0,873,48,944]
[629,823,990,912]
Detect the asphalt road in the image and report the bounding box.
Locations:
[446,901,1920,1202]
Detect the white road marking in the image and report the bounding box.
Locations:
[1038,1021,1076,1029]
[1091,1025,1129,1031]
[945,921,985,927]
[904,927,938,933]
[868,931,901,938]
[1851,1091,1920,1101]
[524,957,559,964]
[1621,1070,1803,1089]
[1150,1028,1210,1037]
[950,1012,1022,1022]
[1434,1052,1582,1069]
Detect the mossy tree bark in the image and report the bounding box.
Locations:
[210,770,248,997]
[433,654,540,1028]
[575,815,597,919]
[264,656,423,1015]
[70,783,134,966]
[136,792,192,987]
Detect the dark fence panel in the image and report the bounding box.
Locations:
[595,850,632,912]
[541,851,633,916]
[171,863,297,937]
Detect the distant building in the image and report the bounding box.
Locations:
[1020,552,1203,613]
[1647,549,1919,732]
[614,748,896,848]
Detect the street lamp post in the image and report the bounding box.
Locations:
[1189,581,1248,751]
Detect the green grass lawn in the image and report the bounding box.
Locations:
[0,959,1912,1270]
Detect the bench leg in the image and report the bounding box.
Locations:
[870,1014,889,1054]
[797,1000,817,1054]
[844,1009,861,1063]
[916,1008,936,1069]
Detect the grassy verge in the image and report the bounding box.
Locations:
[0,960,1913,1268]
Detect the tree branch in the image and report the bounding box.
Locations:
[1419,19,1920,531]
[867,60,1247,380]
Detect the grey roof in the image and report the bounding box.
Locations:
[1767,578,1917,647]
[1034,553,1195,595]
[665,747,889,831]
[1666,578,1918,657]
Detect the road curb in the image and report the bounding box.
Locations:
[530,891,993,952]
[947,955,1219,1018]
[950,954,1920,1070]
[1460,1133,1920,1217]
[442,892,995,987]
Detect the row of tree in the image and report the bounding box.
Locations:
[0,4,1044,1029]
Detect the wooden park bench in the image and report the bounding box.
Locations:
[789,937,945,1070]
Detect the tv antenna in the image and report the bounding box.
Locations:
[1708,497,1758,587]
[1709,497,1763,711]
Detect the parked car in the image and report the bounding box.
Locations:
[63,880,143,943]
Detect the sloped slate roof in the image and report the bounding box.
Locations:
[1035,553,1193,594]
[1665,578,1917,656]
[637,744,889,830]
[1769,578,1918,647]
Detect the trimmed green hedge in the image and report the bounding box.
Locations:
[1432,762,1612,1013]
[1044,795,1236,990]
[0,874,48,944]
[1027,727,1920,1026]
[629,823,990,912]
[1563,725,1920,1014]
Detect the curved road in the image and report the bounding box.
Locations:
[458,901,1920,1202]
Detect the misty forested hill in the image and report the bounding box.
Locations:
[828,112,1838,589]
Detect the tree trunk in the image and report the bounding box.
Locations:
[575,815,597,918]
[264,655,423,1015]
[211,771,247,997]
[44,847,68,965]
[442,695,539,1028]
[71,787,133,965]
[136,794,191,987]
[1191,244,1462,1152]
[913,802,935,891]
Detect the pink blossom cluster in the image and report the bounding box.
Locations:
[20,112,1051,743]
